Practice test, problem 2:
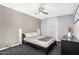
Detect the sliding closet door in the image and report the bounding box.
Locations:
[41,20,47,36]
[47,18,58,40]
[41,17,58,41]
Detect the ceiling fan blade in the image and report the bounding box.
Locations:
[34,8,41,14]
[34,12,40,14]
[42,11,48,15]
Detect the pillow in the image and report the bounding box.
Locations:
[25,32,38,38]
[25,33,32,38]
[32,32,38,37]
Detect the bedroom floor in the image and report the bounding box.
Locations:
[0,42,61,55]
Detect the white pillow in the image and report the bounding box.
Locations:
[32,32,38,37]
[25,32,38,38]
[25,33,32,38]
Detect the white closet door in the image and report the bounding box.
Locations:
[47,17,58,40]
[41,20,47,35]
[41,17,58,41]
[47,19,56,37]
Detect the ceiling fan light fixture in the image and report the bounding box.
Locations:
[34,4,48,15]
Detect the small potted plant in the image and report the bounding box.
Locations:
[67,26,73,41]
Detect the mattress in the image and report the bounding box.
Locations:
[24,36,55,48]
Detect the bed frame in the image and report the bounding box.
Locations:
[22,33,56,55]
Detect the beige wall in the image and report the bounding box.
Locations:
[0,5,41,48]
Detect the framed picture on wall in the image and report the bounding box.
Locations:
[74,4,79,24]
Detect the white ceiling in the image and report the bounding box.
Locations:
[0,3,78,19]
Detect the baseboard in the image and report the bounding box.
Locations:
[0,42,22,51]
[9,42,22,47]
[0,47,9,51]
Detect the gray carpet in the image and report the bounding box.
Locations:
[0,42,61,55]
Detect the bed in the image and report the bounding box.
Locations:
[22,32,56,54]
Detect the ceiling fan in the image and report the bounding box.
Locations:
[34,4,48,15]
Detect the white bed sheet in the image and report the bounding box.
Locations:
[24,36,55,48]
